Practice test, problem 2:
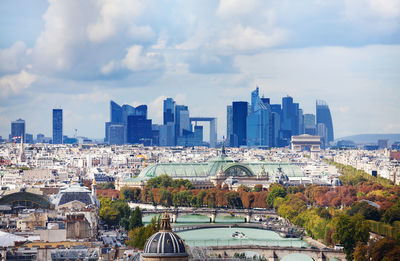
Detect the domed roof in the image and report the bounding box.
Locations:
[142,212,187,257]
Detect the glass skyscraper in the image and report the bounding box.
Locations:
[316,100,334,144]
[226,105,233,142]
[127,115,152,145]
[106,101,150,144]
[110,100,123,123]
[11,119,25,143]
[231,101,248,147]
[163,98,175,125]
[247,87,272,147]
[304,113,316,135]
[52,109,63,144]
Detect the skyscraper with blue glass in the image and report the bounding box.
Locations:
[52,109,63,144]
[231,101,248,147]
[246,87,272,147]
[105,100,151,144]
[163,98,175,125]
[11,119,25,143]
[316,100,334,144]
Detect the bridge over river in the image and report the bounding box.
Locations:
[141,207,278,223]
[172,223,304,238]
[194,245,346,261]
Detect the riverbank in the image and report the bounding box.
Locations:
[303,236,329,249]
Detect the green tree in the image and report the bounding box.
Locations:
[160,189,173,207]
[347,201,380,221]
[353,242,368,261]
[127,215,159,249]
[225,191,243,209]
[129,206,143,230]
[99,182,115,190]
[382,203,400,224]
[266,184,286,208]
[99,206,120,227]
[112,200,131,219]
[333,214,370,261]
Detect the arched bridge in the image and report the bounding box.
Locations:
[206,245,345,261]
[172,223,304,238]
[141,208,278,223]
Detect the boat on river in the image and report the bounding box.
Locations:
[232,231,247,239]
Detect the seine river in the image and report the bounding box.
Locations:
[143,214,317,261]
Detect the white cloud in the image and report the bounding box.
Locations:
[0,41,29,74]
[217,0,260,18]
[0,70,37,98]
[87,0,145,43]
[217,25,287,53]
[368,0,400,19]
[121,45,163,71]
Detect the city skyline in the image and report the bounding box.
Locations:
[1,0,400,139]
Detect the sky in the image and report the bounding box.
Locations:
[0,0,400,141]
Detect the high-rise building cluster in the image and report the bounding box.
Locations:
[105,99,217,147]
[227,87,334,148]
[105,101,152,145]
[5,89,333,148]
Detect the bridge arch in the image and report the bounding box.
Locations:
[223,163,254,177]
[281,253,314,261]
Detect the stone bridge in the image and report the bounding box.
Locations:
[172,223,303,238]
[141,208,278,223]
[206,245,345,261]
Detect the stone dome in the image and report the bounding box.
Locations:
[142,212,188,258]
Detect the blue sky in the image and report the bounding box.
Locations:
[0,0,399,140]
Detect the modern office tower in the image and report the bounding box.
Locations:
[52,109,63,144]
[151,127,160,146]
[158,122,175,146]
[226,105,233,143]
[109,124,125,145]
[270,104,282,147]
[127,115,152,145]
[298,108,304,135]
[304,114,316,135]
[231,101,248,147]
[25,134,33,144]
[247,87,272,147]
[36,133,45,143]
[317,123,328,148]
[316,100,334,144]
[293,103,300,136]
[11,119,25,143]
[105,101,150,144]
[281,96,294,145]
[175,105,189,142]
[110,100,123,123]
[163,98,175,125]
[194,125,203,142]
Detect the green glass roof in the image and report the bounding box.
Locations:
[126,156,304,182]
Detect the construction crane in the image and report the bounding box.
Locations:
[136,154,147,168]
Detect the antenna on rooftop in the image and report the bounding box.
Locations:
[74,129,78,138]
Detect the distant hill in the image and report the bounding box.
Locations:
[336,134,400,144]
